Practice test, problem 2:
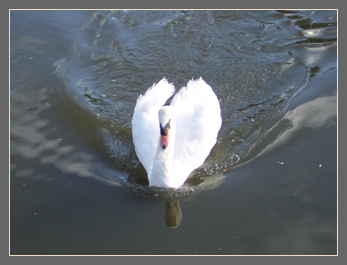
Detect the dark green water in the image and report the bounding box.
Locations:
[10,10,337,255]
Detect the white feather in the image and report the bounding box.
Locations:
[131,78,175,177]
[171,78,222,185]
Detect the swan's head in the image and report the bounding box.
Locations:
[158,106,175,150]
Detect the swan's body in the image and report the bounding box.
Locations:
[132,77,222,188]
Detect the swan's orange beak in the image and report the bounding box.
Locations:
[160,128,170,149]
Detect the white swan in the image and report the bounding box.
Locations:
[132,77,222,188]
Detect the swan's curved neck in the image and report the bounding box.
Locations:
[150,127,176,188]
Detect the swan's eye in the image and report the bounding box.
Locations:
[160,123,166,136]
[160,119,171,136]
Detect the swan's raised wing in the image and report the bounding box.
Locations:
[171,78,222,183]
[131,78,175,176]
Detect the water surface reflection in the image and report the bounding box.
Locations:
[10,10,337,254]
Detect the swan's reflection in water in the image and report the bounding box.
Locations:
[164,200,182,228]
[127,171,226,228]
